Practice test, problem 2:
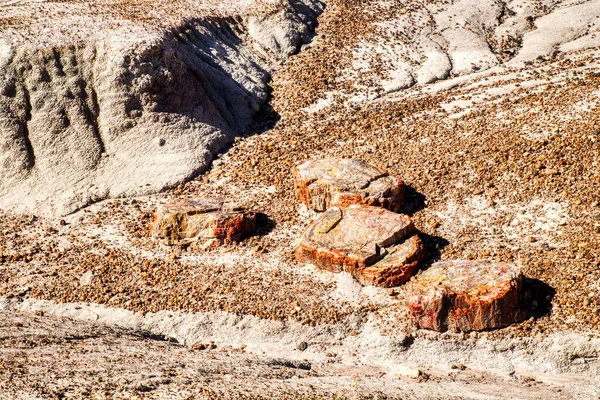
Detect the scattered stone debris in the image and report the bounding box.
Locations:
[293,158,404,212]
[192,342,217,351]
[152,198,256,249]
[296,205,425,287]
[407,260,529,332]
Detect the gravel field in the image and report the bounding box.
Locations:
[1,0,599,342]
[1,0,600,398]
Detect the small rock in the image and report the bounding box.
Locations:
[407,260,529,332]
[295,206,426,287]
[297,341,308,351]
[583,298,590,307]
[391,365,422,379]
[293,158,404,212]
[397,333,411,347]
[450,363,466,371]
[80,271,95,286]
[152,198,257,248]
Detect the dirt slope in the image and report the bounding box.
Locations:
[0,0,323,216]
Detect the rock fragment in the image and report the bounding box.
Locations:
[359,235,426,287]
[295,205,425,287]
[152,198,256,249]
[79,271,95,287]
[407,260,529,332]
[391,365,422,379]
[293,158,404,212]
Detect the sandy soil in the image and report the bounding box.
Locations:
[0,309,597,399]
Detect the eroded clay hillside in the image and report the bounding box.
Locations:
[0,0,323,215]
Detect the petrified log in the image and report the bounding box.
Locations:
[293,158,404,212]
[152,198,256,248]
[295,205,425,287]
[407,260,529,332]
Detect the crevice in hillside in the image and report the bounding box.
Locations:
[85,46,106,158]
[19,81,34,170]
[84,49,106,154]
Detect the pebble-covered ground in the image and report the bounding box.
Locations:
[184,0,600,338]
[1,5,600,400]
[2,0,600,397]
[1,0,600,342]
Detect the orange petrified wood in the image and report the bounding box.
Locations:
[152,198,256,249]
[293,158,404,212]
[407,260,529,332]
[295,205,425,287]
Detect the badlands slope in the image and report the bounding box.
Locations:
[1,0,600,398]
[0,0,323,216]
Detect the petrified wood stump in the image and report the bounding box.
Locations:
[152,198,256,249]
[407,260,529,332]
[293,158,404,212]
[295,205,425,287]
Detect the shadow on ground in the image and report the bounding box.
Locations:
[524,278,556,318]
[419,232,450,266]
[402,185,449,267]
[254,212,277,237]
[400,185,427,215]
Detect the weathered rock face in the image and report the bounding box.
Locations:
[293,158,404,212]
[407,260,529,332]
[0,0,324,217]
[295,205,425,287]
[152,199,256,249]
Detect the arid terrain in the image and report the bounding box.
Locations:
[1,0,600,399]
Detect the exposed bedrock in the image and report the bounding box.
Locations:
[0,0,324,216]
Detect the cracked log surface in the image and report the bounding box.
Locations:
[407,260,529,332]
[293,158,404,212]
[152,198,256,248]
[295,205,425,287]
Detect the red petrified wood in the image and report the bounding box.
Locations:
[152,198,256,249]
[407,260,529,332]
[295,205,425,287]
[293,158,404,212]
